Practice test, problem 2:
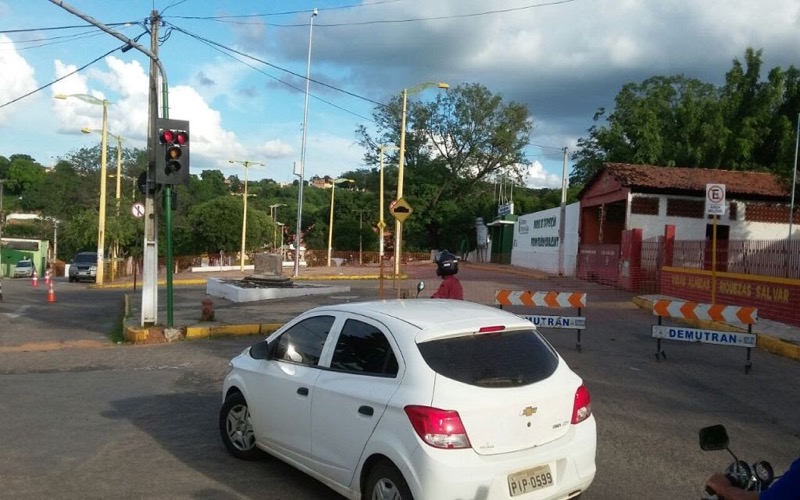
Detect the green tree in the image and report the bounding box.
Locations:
[355,83,532,250]
[572,48,800,186]
[184,195,272,255]
[6,155,47,200]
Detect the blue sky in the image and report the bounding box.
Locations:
[1,0,799,188]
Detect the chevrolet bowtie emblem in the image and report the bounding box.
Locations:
[520,406,538,417]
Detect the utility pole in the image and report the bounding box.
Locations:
[142,11,160,326]
[558,147,568,276]
[48,0,169,325]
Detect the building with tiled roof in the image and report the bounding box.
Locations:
[579,163,791,200]
[578,163,795,244]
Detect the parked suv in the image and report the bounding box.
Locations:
[69,252,98,282]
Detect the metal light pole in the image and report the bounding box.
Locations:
[789,112,799,241]
[327,178,354,267]
[270,203,287,251]
[229,160,264,272]
[393,82,449,277]
[0,179,4,279]
[379,145,398,261]
[294,7,318,277]
[56,93,109,285]
[84,127,124,279]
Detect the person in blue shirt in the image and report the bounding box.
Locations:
[706,456,800,499]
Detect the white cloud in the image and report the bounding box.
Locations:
[0,35,37,124]
[525,161,562,189]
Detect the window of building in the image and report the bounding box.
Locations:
[666,198,704,218]
[631,196,659,215]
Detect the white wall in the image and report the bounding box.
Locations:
[629,195,796,240]
[511,203,579,275]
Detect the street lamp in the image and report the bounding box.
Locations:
[379,145,399,260]
[294,7,319,278]
[393,82,449,278]
[56,93,110,285]
[269,203,287,251]
[83,128,124,208]
[83,127,125,279]
[229,160,264,272]
[327,178,354,267]
[377,145,400,299]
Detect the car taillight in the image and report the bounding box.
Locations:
[571,384,592,424]
[404,405,471,449]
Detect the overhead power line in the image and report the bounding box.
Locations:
[166,23,385,108]
[166,24,376,122]
[0,45,121,110]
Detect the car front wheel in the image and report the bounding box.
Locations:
[365,460,412,500]
[219,392,263,460]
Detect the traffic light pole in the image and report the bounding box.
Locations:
[164,185,174,326]
[50,1,170,327]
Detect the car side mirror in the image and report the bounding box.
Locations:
[249,340,271,360]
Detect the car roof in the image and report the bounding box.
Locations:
[310,299,534,343]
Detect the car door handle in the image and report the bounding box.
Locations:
[358,405,374,416]
[297,387,309,396]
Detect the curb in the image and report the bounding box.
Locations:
[123,322,284,344]
[632,296,800,361]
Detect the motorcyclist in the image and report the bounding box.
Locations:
[706,456,800,499]
[430,250,463,300]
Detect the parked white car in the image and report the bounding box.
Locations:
[13,259,35,278]
[219,299,596,500]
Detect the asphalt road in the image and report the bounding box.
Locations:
[1,273,799,499]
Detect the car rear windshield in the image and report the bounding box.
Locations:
[417,329,559,388]
[74,254,97,263]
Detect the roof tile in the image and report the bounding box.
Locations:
[600,163,791,198]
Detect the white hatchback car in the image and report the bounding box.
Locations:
[219,299,596,500]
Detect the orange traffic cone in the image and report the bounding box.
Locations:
[45,269,51,285]
[32,274,39,287]
[47,282,56,303]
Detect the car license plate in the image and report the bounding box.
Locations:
[508,464,554,496]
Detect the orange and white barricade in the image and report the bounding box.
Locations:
[651,299,758,373]
[496,290,587,351]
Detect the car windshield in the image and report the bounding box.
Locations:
[417,329,559,388]
[74,254,96,263]
[16,261,32,268]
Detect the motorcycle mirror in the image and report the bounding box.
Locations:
[699,424,730,451]
[416,281,425,298]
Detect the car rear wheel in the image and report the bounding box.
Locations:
[365,460,412,500]
[219,392,263,460]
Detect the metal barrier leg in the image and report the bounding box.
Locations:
[744,325,753,374]
[655,317,667,361]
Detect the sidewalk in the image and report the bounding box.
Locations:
[112,263,800,362]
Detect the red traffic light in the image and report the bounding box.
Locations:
[159,129,189,145]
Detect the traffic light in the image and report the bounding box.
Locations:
[155,118,190,185]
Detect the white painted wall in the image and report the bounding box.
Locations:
[511,203,579,275]
[630,195,796,240]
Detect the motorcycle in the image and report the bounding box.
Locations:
[700,424,775,499]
